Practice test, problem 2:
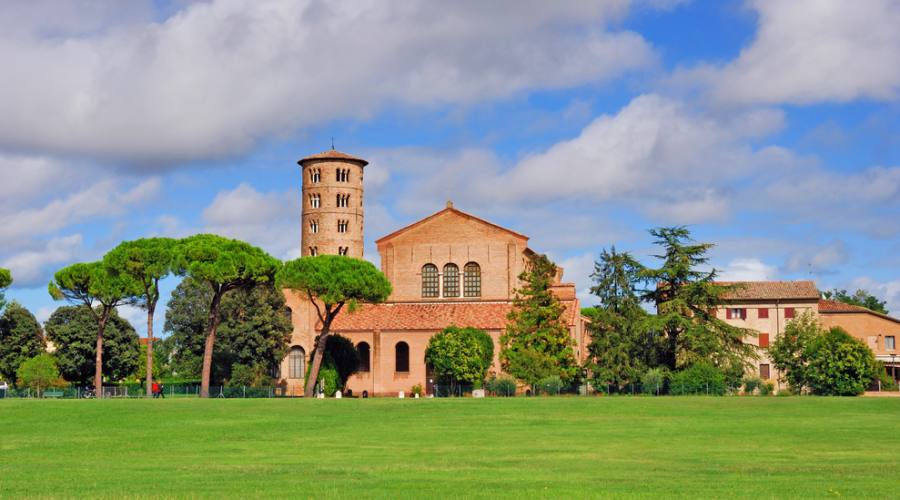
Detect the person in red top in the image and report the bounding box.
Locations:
[151,381,160,399]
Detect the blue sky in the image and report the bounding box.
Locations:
[1,0,898,335]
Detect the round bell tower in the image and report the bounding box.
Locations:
[298,149,367,258]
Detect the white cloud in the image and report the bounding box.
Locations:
[0,0,658,165]
[2,234,84,286]
[849,277,900,315]
[673,0,900,105]
[783,240,850,275]
[718,258,777,281]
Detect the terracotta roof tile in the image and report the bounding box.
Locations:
[327,300,578,332]
[298,150,368,166]
[717,280,819,301]
[817,299,867,313]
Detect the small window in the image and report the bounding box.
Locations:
[759,363,770,379]
[336,168,350,182]
[759,333,769,348]
[727,308,746,320]
[395,342,409,372]
[309,246,317,256]
[443,263,459,298]
[886,336,896,351]
[357,342,370,372]
[422,264,439,298]
[784,307,795,319]
[338,220,348,233]
[309,194,320,208]
[310,169,321,183]
[336,194,350,208]
[310,220,319,233]
[338,246,349,256]
[758,308,769,319]
[288,346,306,379]
[464,262,481,297]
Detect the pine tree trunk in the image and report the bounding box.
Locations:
[303,327,331,398]
[145,306,155,397]
[200,292,222,398]
[94,314,108,397]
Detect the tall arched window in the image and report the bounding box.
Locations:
[464,262,481,297]
[422,264,439,298]
[395,342,409,372]
[288,346,306,379]
[443,263,459,297]
[357,342,371,372]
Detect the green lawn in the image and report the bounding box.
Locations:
[1,397,898,498]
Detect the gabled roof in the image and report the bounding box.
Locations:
[717,280,820,301]
[375,203,529,245]
[819,299,900,325]
[298,150,368,167]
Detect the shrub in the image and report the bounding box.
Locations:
[669,362,726,396]
[537,375,564,395]
[742,376,762,395]
[325,334,360,387]
[641,367,668,395]
[411,384,423,397]
[318,360,340,397]
[759,381,775,396]
[425,326,494,387]
[486,376,517,397]
[875,363,899,391]
[16,354,64,396]
[806,327,878,396]
[228,363,272,388]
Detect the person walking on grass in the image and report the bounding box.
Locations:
[151,380,160,398]
[158,382,165,398]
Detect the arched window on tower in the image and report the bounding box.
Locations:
[309,246,318,256]
[443,263,459,298]
[310,220,319,233]
[288,346,306,379]
[310,169,321,183]
[338,246,349,256]
[336,194,350,208]
[337,220,348,233]
[309,194,320,208]
[357,342,370,372]
[464,262,481,297]
[421,264,439,298]
[395,342,409,372]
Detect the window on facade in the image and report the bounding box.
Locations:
[338,246,349,256]
[886,336,896,351]
[357,342,371,372]
[784,307,795,319]
[395,342,409,372]
[422,264,439,298]
[727,308,746,320]
[337,220,348,233]
[309,193,320,208]
[309,246,317,256]
[336,194,350,208]
[336,168,350,182]
[759,363,770,379]
[464,262,481,297]
[310,220,318,233]
[310,169,321,183]
[288,346,306,379]
[759,333,770,348]
[443,263,459,298]
[758,308,769,319]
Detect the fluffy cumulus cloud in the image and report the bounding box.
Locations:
[1,235,85,287]
[0,0,658,165]
[783,240,850,276]
[719,258,777,282]
[673,0,900,105]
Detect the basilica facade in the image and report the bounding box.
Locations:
[279,150,588,396]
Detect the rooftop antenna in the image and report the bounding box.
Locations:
[331,137,335,150]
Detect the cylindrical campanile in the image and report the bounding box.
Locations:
[298,150,368,258]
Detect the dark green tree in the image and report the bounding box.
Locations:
[277,255,392,397]
[105,237,177,396]
[586,247,654,391]
[806,327,878,396]
[640,227,755,373]
[164,277,292,385]
[500,253,577,387]
[324,334,361,389]
[822,288,889,315]
[425,326,494,390]
[0,267,11,312]
[174,234,281,397]
[44,306,140,385]
[0,301,46,384]
[49,262,141,393]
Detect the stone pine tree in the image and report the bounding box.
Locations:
[104,238,176,396]
[49,262,141,394]
[640,227,755,374]
[500,253,577,389]
[174,234,281,398]
[0,267,11,312]
[0,301,46,384]
[277,255,392,398]
[586,246,653,391]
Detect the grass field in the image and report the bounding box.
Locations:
[1,397,898,498]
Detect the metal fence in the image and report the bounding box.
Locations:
[0,385,287,399]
